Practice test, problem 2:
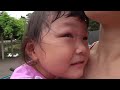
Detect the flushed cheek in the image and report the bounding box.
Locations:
[86,48,90,56]
[60,61,87,78]
[45,44,75,59]
[83,45,90,56]
[47,47,74,65]
[44,48,74,74]
[42,55,71,76]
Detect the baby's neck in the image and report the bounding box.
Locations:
[34,65,56,79]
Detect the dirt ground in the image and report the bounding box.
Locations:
[0,57,23,78]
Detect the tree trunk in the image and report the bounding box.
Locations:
[10,36,13,57]
[1,34,4,60]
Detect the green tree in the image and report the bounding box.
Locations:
[0,11,10,59]
[88,19,100,31]
[0,11,26,59]
[16,16,26,40]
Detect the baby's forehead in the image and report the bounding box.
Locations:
[49,18,88,33]
[51,16,87,28]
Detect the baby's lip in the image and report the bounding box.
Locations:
[71,60,85,65]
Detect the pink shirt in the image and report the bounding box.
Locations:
[10,64,46,79]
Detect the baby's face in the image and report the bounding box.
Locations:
[34,16,90,79]
[85,11,120,24]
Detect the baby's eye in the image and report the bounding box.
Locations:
[61,33,73,38]
[83,37,88,40]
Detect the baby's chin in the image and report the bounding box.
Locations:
[60,70,84,79]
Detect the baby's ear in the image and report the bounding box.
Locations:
[25,40,38,61]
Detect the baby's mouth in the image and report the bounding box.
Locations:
[71,61,85,65]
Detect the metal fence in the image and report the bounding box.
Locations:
[88,30,99,45]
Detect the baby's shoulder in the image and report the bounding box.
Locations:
[10,64,42,79]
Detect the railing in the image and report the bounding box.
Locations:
[0,74,11,79]
[0,67,14,79]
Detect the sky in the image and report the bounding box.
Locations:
[5,11,34,19]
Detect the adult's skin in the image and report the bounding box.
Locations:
[84,11,120,79]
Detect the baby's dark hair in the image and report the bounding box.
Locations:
[21,11,89,64]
